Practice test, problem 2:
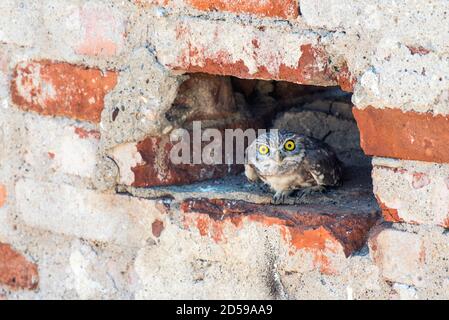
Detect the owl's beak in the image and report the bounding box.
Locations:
[274,151,283,163]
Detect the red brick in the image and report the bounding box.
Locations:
[181,198,379,274]
[152,219,165,238]
[0,185,6,208]
[353,106,449,163]
[0,243,39,290]
[175,43,337,87]
[335,63,356,92]
[186,0,299,19]
[157,19,355,92]
[109,135,243,187]
[375,195,403,223]
[11,60,117,123]
[132,135,243,187]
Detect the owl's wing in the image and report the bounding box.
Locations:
[244,143,261,182]
[302,138,343,186]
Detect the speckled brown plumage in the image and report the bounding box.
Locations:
[245,130,343,204]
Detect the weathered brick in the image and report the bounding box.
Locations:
[0,184,6,208]
[74,3,125,57]
[369,226,425,287]
[181,198,379,274]
[110,135,243,187]
[335,63,356,92]
[15,178,167,247]
[152,219,164,238]
[179,43,333,86]
[372,158,449,227]
[186,0,299,19]
[154,18,352,90]
[353,106,449,164]
[375,196,403,223]
[0,243,38,290]
[11,60,117,123]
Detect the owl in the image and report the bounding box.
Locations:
[245,130,343,204]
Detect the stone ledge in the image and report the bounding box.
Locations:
[181,198,379,258]
[118,165,376,205]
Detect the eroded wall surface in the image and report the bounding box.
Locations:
[1,0,449,299]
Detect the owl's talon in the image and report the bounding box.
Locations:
[314,185,327,194]
[295,185,327,202]
[271,190,293,205]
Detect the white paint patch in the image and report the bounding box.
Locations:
[393,283,418,300]
[70,250,105,300]
[23,116,98,179]
[14,61,57,105]
[346,286,354,300]
[109,142,145,185]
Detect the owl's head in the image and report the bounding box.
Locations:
[246,130,306,175]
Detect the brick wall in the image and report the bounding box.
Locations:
[1,0,449,299]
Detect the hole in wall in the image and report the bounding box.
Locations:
[136,73,377,212]
[229,77,370,168]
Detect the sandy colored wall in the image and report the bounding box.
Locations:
[1,0,449,299]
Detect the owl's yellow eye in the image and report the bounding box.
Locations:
[258,145,269,155]
[284,140,296,151]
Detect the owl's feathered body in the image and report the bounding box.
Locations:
[245,130,342,204]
